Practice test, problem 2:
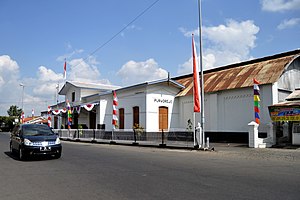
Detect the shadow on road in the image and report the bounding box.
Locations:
[4,151,60,162]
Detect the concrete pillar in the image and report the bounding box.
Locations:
[248,121,259,148]
[283,122,289,140]
[267,122,276,145]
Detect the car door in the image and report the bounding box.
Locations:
[11,126,21,150]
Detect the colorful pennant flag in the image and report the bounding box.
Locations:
[112,91,118,129]
[66,100,72,129]
[192,34,201,113]
[253,78,260,124]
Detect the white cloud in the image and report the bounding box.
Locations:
[277,18,300,29]
[0,55,19,88]
[37,66,63,82]
[203,20,259,58]
[33,82,59,97]
[178,54,216,75]
[261,0,300,12]
[121,24,142,37]
[178,20,259,74]
[68,58,101,82]
[179,27,198,37]
[117,59,168,86]
[0,55,22,115]
[0,53,113,116]
[56,48,84,62]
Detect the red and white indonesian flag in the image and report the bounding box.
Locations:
[64,60,67,80]
[83,104,95,111]
[48,116,52,127]
[47,106,51,114]
[52,109,61,115]
[192,34,201,113]
[112,91,118,129]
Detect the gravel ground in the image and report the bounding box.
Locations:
[210,142,300,162]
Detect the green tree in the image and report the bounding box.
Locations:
[0,116,15,132]
[7,105,22,117]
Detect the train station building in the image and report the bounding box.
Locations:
[48,49,300,145]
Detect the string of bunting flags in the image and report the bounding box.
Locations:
[48,102,99,116]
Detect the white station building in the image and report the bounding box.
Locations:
[49,49,300,144]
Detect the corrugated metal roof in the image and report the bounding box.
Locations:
[174,50,300,96]
[269,100,300,107]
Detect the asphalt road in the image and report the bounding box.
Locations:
[1,132,300,200]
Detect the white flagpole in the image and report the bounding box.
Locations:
[193,113,196,147]
[198,0,205,148]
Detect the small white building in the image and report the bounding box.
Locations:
[50,49,300,143]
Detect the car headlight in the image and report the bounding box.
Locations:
[55,137,61,145]
[24,138,33,146]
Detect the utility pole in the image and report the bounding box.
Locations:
[19,83,25,112]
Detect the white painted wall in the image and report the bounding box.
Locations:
[145,85,179,132]
[81,89,100,99]
[65,86,81,105]
[178,96,195,131]
[96,83,181,132]
[177,85,274,133]
[60,81,278,134]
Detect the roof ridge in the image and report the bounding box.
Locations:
[173,49,300,80]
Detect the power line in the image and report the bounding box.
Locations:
[72,0,160,68]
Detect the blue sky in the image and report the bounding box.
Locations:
[0,0,299,116]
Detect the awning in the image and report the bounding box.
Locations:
[268,101,300,121]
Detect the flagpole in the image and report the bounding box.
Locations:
[112,91,118,143]
[64,58,67,84]
[198,0,205,148]
[193,112,196,147]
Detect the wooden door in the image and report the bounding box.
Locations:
[159,106,168,131]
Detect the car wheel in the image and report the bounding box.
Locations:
[19,147,26,161]
[54,152,61,159]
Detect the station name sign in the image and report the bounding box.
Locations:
[154,98,173,104]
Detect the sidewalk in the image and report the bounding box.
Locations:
[60,136,300,162]
[210,142,300,162]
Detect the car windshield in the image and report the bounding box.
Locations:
[22,125,54,136]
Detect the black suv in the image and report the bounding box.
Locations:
[10,124,62,160]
